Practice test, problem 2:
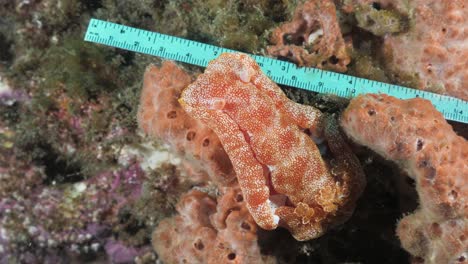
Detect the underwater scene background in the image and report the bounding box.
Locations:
[0,0,466,263]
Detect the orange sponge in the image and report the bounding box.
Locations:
[152,188,275,264]
[341,94,467,264]
[137,61,235,185]
[267,0,351,72]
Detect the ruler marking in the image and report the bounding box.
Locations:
[84,19,468,123]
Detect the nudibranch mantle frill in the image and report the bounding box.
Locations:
[179,53,365,240]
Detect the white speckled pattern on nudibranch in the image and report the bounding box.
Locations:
[179,53,366,240]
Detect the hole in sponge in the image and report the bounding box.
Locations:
[202,138,210,147]
[194,239,204,250]
[167,110,177,119]
[416,139,424,151]
[227,253,236,260]
[449,190,458,200]
[368,109,376,116]
[241,221,251,231]
[186,131,196,141]
[329,55,339,65]
[283,34,305,45]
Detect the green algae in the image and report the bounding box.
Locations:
[150,0,296,52]
[39,37,119,100]
[349,54,389,83]
[0,0,297,186]
[131,163,191,226]
[117,163,193,249]
[354,4,409,36]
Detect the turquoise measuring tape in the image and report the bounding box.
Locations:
[84,18,468,124]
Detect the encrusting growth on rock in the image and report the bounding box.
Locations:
[381,0,468,100]
[340,94,468,264]
[267,0,351,72]
[344,0,468,100]
[137,61,235,186]
[179,53,365,241]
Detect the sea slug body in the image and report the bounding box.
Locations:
[179,53,365,240]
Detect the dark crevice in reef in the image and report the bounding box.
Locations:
[33,143,84,185]
[0,33,13,63]
[0,102,20,125]
[80,0,103,10]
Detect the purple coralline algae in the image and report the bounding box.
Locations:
[0,161,151,263]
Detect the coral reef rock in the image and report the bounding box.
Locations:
[179,52,365,241]
[341,93,468,264]
[152,188,275,264]
[137,61,235,186]
[267,0,351,72]
[0,161,151,262]
[353,2,408,36]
